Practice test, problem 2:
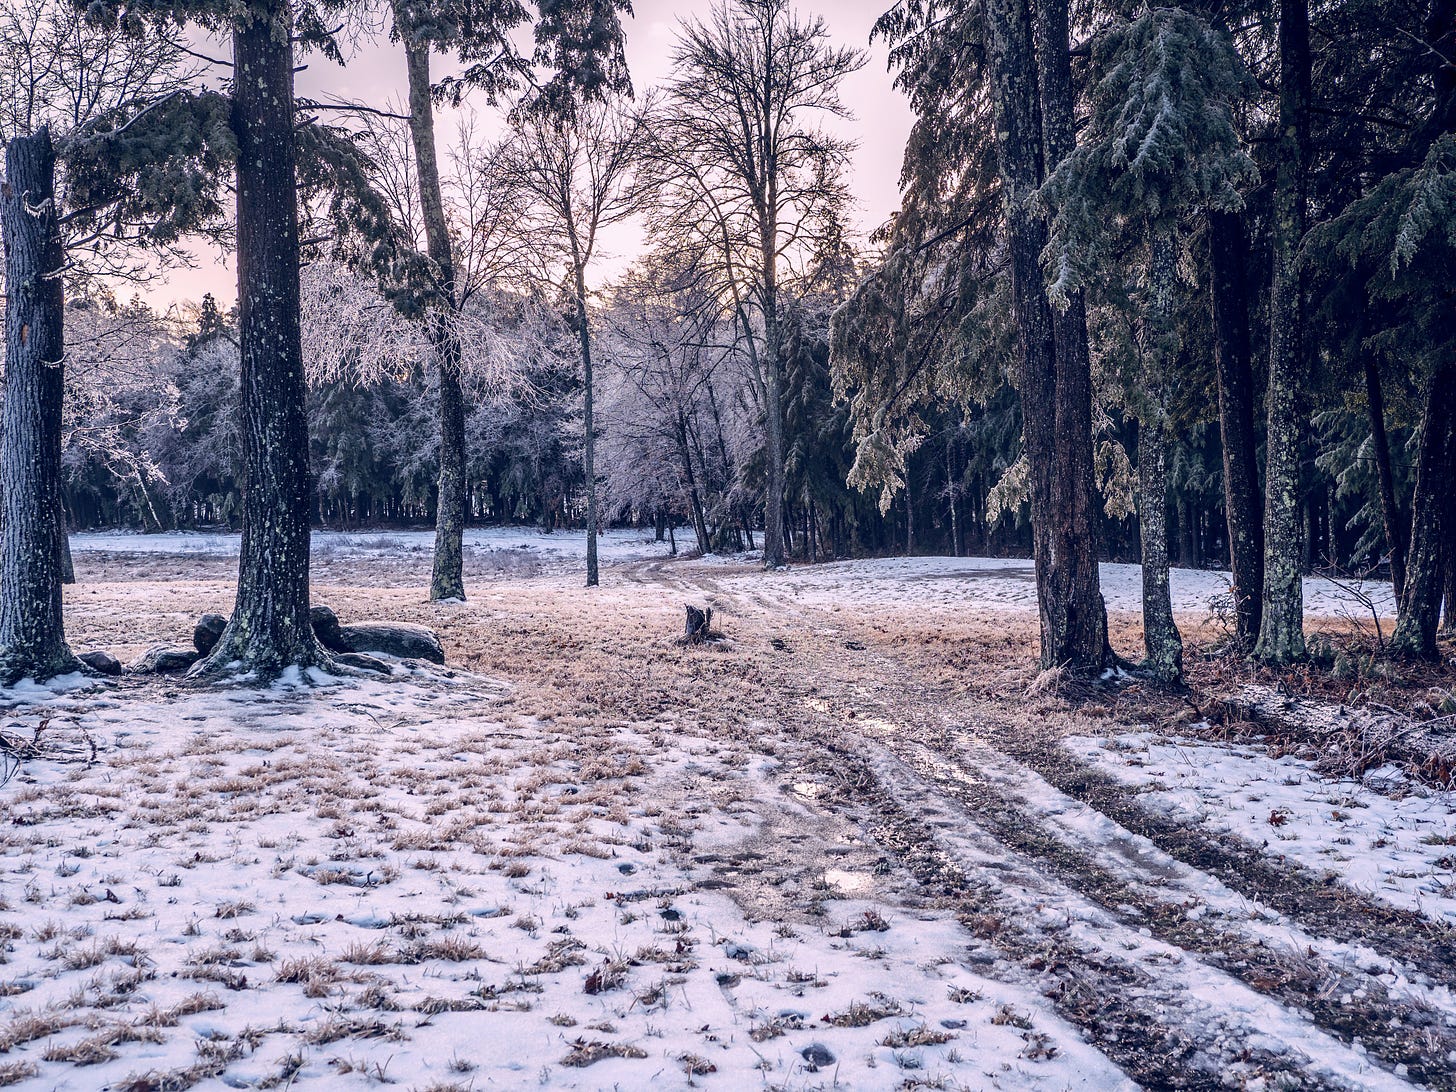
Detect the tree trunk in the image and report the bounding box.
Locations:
[1137,230,1183,683]
[575,267,599,588]
[1138,422,1181,680]
[59,497,76,585]
[0,128,79,684]
[1363,357,1407,596]
[1254,0,1311,665]
[403,38,469,603]
[199,4,322,677]
[761,280,785,570]
[946,438,960,558]
[676,414,710,554]
[983,0,1107,673]
[1208,209,1263,644]
[1390,0,1456,655]
[1391,360,1456,656]
[1034,0,1111,670]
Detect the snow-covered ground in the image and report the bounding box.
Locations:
[7,530,1446,1089]
[0,669,1126,1091]
[1066,732,1456,925]
[70,527,674,566]
[700,554,1398,619]
[71,528,1396,618]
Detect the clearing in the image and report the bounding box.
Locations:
[1,529,1452,1091]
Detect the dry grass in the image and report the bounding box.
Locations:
[16,543,1442,1091]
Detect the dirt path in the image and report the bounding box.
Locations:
[617,555,1456,1089]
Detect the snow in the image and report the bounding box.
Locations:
[1066,732,1456,926]
[71,533,1395,619]
[70,527,677,566]
[694,554,1397,619]
[0,669,1126,1090]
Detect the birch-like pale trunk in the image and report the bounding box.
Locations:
[1137,230,1183,682]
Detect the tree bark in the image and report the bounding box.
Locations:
[574,263,599,587]
[761,236,785,570]
[1034,0,1111,670]
[1254,0,1311,665]
[0,128,80,683]
[1363,357,1407,597]
[198,4,323,677]
[1391,361,1456,656]
[1207,208,1263,644]
[982,0,1107,672]
[1137,230,1184,682]
[404,37,468,603]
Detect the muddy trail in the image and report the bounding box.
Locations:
[617,556,1456,1090]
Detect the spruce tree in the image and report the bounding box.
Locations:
[1041,6,1256,681]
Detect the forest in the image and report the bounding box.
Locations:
[4,1,1456,1088]
[3,0,1452,688]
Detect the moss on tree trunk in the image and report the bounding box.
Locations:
[0,128,81,684]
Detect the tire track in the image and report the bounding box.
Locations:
[623,555,1456,1088]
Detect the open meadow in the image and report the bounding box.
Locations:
[1,532,1453,1091]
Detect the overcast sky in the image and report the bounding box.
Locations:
[145,0,913,310]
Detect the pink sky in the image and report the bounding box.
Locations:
[147,0,913,309]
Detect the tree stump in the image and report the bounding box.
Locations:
[685,605,713,643]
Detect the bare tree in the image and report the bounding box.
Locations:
[497,95,645,587]
[602,255,739,555]
[646,0,864,569]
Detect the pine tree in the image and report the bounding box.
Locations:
[1,0,229,683]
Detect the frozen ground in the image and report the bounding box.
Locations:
[1,678,1123,1091]
[70,527,673,565]
[692,553,1399,619]
[2,531,1452,1090]
[1066,732,1456,925]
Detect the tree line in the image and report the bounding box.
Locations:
[2,0,1453,685]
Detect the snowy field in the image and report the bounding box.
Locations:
[1067,732,1456,925]
[696,553,1398,619]
[2,530,1450,1089]
[0,672,1124,1091]
[72,528,1398,617]
[70,527,675,565]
